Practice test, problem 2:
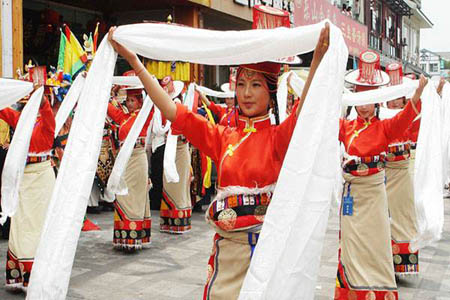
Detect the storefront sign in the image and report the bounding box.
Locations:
[234,0,295,24]
[294,0,368,57]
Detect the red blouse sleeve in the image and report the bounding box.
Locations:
[171,102,224,162]
[382,100,421,142]
[208,101,226,119]
[107,103,127,124]
[273,109,299,161]
[39,97,55,138]
[339,119,345,142]
[0,107,20,129]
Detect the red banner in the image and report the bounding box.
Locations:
[294,0,368,57]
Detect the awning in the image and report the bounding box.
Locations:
[385,0,412,16]
[403,0,433,28]
[404,61,430,77]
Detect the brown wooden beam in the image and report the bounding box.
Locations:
[12,0,22,78]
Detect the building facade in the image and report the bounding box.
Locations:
[401,0,433,75]
[419,49,443,77]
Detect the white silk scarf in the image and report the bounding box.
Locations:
[0,87,43,224]
[0,78,33,110]
[54,75,86,137]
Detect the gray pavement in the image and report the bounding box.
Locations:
[0,199,448,299]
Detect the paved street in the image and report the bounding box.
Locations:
[0,199,448,300]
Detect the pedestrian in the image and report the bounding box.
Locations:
[336,50,426,299]
[108,22,330,299]
[107,84,153,251]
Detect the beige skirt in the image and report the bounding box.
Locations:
[203,231,259,300]
[161,140,192,233]
[335,171,397,299]
[6,160,55,287]
[386,160,418,243]
[114,148,151,249]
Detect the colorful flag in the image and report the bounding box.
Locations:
[62,25,87,76]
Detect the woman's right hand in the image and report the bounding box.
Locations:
[108,26,137,62]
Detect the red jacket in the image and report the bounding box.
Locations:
[0,98,55,154]
[107,103,154,142]
[339,101,421,175]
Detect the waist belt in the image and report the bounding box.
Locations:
[343,154,385,176]
[120,137,146,149]
[410,142,417,150]
[209,193,272,232]
[27,155,51,164]
[386,143,411,161]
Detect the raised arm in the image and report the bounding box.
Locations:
[107,102,128,124]
[0,107,20,129]
[383,76,426,140]
[108,27,177,122]
[39,96,56,138]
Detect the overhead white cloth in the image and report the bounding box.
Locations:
[112,75,142,86]
[104,96,154,201]
[54,75,86,137]
[239,23,348,299]
[196,84,234,98]
[0,87,43,224]
[342,78,418,106]
[28,20,341,300]
[411,83,444,251]
[277,71,305,122]
[113,23,321,65]
[0,78,34,110]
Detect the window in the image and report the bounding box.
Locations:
[420,64,426,71]
[430,63,439,73]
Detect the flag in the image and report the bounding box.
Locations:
[57,30,66,71]
[63,25,87,76]
[93,22,99,54]
[89,33,94,55]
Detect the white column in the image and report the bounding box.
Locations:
[2,0,13,77]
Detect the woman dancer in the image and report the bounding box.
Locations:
[108,23,330,299]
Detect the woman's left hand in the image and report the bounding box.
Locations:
[312,22,330,64]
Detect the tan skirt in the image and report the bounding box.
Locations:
[6,160,55,288]
[161,140,192,233]
[114,148,151,249]
[335,171,398,300]
[386,160,419,275]
[203,231,259,300]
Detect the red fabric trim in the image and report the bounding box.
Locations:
[334,287,398,300]
[203,234,221,300]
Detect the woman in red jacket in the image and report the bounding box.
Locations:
[0,88,55,292]
[335,51,426,300]
[107,86,153,252]
[383,64,420,278]
[108,24,330,299]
